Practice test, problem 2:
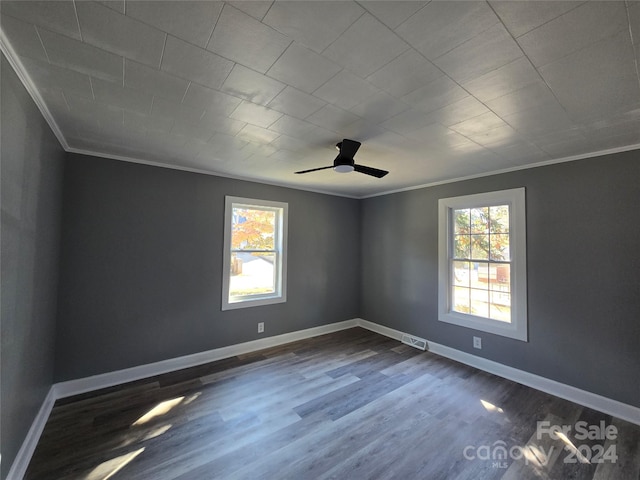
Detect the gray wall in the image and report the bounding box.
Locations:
[3,45,638,478]
[361,151,640,407]
[1,55,65,479]
[55,154,361,381]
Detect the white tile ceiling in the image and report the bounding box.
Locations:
[1,0,639,198]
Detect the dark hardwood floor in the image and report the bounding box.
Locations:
[26,328,640,479]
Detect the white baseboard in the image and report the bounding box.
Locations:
[356,318,404,341]
[426,341,640,426]
[6,387,57,480]
[9,319,358,478]
[55,319,358,399]
[10,317,639,478]
[356,319,639,425]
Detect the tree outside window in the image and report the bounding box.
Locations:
[222,197,288,310]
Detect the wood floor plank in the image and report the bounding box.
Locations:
[593,417,640,480]
[25,328,640,480]
[222,373,441,479]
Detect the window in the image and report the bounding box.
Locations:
[222,196,288,310]
[438,188,527,341]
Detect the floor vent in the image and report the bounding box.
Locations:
[401,333,427,351]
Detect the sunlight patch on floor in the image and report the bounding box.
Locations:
[133,397,185,426]
[480,399,504,414]
[556,431,590,464]
[85,447,144,480]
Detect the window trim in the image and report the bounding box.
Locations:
[222,196,288,311]
[438,188,528,342]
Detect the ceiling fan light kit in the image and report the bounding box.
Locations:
[295,139,389,178]
[334,164,354,173]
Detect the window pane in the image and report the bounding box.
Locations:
[232,207,276,251]
[453,287,470,314]
[490,291,511,322]
[454,209,470,234]
[476,262,493,286]
[454,235,470,258]
[470,288,489,317]
[471,235,489,260]
[490,233,510,261]
[470,207,489,234]
[229,252,276,297]
[490,264,510,292]
[489,205,509,233]
[471,262,486,289]
[453,261,470,287]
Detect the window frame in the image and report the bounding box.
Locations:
[438,188,528,342]
[222,196,288,311]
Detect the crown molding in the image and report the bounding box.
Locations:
[0,29,69,150]
[3,27,639,201]
[66,146,360,199]
[360,143,640,199]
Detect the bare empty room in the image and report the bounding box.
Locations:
[1,1,639,479]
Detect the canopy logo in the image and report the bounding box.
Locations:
[463,441,555,469]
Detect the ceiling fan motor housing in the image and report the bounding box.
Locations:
[333,154,355,173]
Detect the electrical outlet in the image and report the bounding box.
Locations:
[258,322,264,333]
[473,336,482,349]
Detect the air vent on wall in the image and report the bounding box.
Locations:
[401,333,427,351]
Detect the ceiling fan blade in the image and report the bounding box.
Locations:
[354,164,389,178]
[339,139,361,159]
[294,165,333,174]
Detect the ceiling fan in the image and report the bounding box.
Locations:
[294,139,389,178]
